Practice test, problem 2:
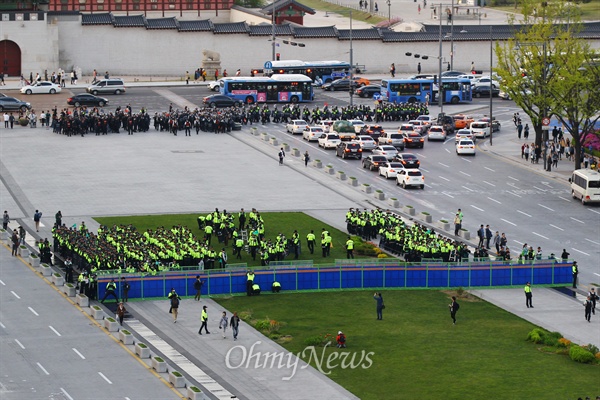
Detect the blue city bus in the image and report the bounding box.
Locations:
[265,60,351,83]
[220,74,314,104]
[381,78,473,104]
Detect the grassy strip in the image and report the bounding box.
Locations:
[298,0,386,24]
[216,290,600,399]
[492,0,600,21]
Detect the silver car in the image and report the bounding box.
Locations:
[0,97,31,112]
[356,135,377,151]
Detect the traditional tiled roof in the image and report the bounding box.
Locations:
[261,0,315,16]
[337,28,383,40]
[81,13,113,25]
[113,15,145,28]
[146,17,178,30]
[292,26,337,38]
[177,20,213,32]
[248,24,294,36]
[212,22,249,34]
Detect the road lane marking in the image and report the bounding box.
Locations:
[501,218,516,226]
[28,307,39,316]
[470,205,484,211]
[442,192,454,198]
[49,326,61,336]
[484,167,495,172]
[570,217,585,224]
[538,204,554,211]
[60,388,74,400]
[533,186,547,192]
[513,240,524,245]
[73,348,86,359]
[487,197,501,204]
[572,248,590,256]
[445,148,451,153]
[558,196,571,202]
[98,372,113,384]
[420,168,429,172]
[0,321,5,329]
[588,209,600,215]
[585,238,600,246]
[595,273,600,277]
[517,210,532,217]
[507,191,522,198]
[461,158,472,163]
[438,162,449,168]
[37,362,50,375]
[459,171,471,176]
[508,176,519,181]
[0,279,5,285]
[11,291,20,299]
[462,186,475,192]
[15,339,25,349]
[532,232,549,240]
[549,224,564,231]
[482,181,495,187]
[438,176,450,181]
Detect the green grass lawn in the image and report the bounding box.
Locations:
[216,290,600,399]
[298,0,386,24]
[493,0,600,21]
[94,212,375,267]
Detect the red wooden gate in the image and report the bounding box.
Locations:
[1,40,22,77]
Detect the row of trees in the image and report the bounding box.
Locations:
[495,0,600,170]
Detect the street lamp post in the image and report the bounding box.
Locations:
[438,3,443,114]
[489,25,493,146]
[387,0,391,27]
[349,10,354,106]
[450,0,454,70]
[271,1,276,61]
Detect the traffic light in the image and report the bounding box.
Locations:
[276,53,280,61]
[433,75,437,85]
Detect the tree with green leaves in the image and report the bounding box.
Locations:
[495,0,600,170]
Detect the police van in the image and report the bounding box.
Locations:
[569,169,600,205]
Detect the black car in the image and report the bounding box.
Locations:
[401,132,425,149]
[393,153,420,169]
[336,142,363,160]
[472,85,500,98]
[321,79,357,92]
[360,124,386,140]
[362,155,388,171]
[203,94,242,107]
[67,93,109,107]
[0,96,31,111]
[354,85,382,98]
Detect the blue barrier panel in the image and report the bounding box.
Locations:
[342,268,362,289]
[363,268,384,288]
[142,277,165,298]
[384,268,405,288]
[449,268,469,287]
[297,269,319,290]
[273,269,298,292]
[208,274,232,295]
[554,265,572,284]
[471,265,491,286]
[319,269,341,289]
[427,267,448,287]
[126,279,142,299]
[491,265,511,286]
[169,277,189,297]
[533,263,553,285]
[512,265,533,285]
[405,267,426,287]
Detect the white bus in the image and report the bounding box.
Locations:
[569,169,600,205]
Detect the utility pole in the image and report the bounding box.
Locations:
[489,25,493,146]
[349,10,354,106]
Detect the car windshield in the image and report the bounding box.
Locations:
[472,123,487,129]
[404,155,417,160]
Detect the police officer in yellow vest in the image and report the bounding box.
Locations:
[346,236,354,259]
[101,278,119,304]
[524,282,533,308]
[306,230,316,254]
[572,261,578,289]
[246,270,255,296]
[204,224,213,246]
[252,283,261,295]
[235,237,244,259]
[272,281,281,293]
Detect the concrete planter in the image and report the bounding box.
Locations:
[460,229,471,240]
[52,273,64,286]
[187,386,206,400]
[388,198,400,208]
[18,246,29,258]
[361,184,373,194]
[313,160,322,168]
[260,132,268,141]
[348,177,359,186]
[135,343,150,359]
[420,212,433,223]
[169,371,186,388]
[291,148,300,157]
[104,317,119,332]
[403,205,416,216]
[63,283,76,297]
[337,171,347,180]
[282,143,290,152]
[29,254,40,267]
[76,293,89,307]
[437,220,451,231]
[374,190,385,200]
[119,330,134,345]
[40,263,52,277]
[152,357,167,373]
[250,127,258,135]
[90,305,105,320]
[324,165,334,175]
[0,228,8,241]
[269,137,278,146]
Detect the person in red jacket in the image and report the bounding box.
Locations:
[336,331,346,348]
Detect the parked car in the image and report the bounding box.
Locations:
[401,132,425,149]
[427,125,447,141]
[86,78,126,95]
[318,133,341,149]
[202,94,242,108]
[455,128,476,143]
[67,93,109,107]
[372,145,399,160]
[286,119,309,134]
[378,162,405,179]
[354,84,381,98]
[362,155,388,171]
[393,153,420,169]
[321,79,357,91]
[302,126,325,141]
[456,139,476,155]
[499,88,532,100]
[396,168,425,189]
[472,85,500,98]
[355,135,378,151]
[20,81,62,95]
[336,141,363,159]
[0,97,32,111]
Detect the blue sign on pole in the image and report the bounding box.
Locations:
[373,93,381,101]
[264,61,273,69]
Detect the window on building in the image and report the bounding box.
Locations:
[97,0,104,3]
[151,3,158,8]
[98,4,104,9]
[79,5,86,10]
[115,4,122,9]
[79,0,87,4]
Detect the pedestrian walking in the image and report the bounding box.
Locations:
[584,296,592,322]
[185,71,190,85]
[230,311,240,340]
[524,123,529,139]
[219,311,228,338]
[449,296,460,324]
[116,302,126,326]
[477,224,485,247]
[517,122,523,139]
[33,209,42,232]
[3,210,9,230]
[198,305,210,334]
[11,229,19,256]
[389,63,396,78]
[193,275,204,301]
[493,231,500,254]
[121,277,130,302]
[572,261,578,289]
[374,292,384,320]
[561,249,570,262]
[589,288,598,315]
[303,150,310,167]
[417,62,421,74]
[485,225,493,249]
[454,209,463,236]
[278,147,285,165]
[524,282,533,308]
[169,290,180,323]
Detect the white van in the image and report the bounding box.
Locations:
[87,78,126,95]
[470,121,490,138]
[569,169,600,205]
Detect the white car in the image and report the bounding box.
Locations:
[470,121,490,139]
[355,135,377,151]
[415,115,436,126]
[456,139,476,155]
[455,128,476,143]
[318,133,341,149]
[302,126,325,142]
[378,162,405,179]
[319,120,335,133]
[348,119,366,133]
[372,145,399,160]
[396,168,425,189]
[20,81,62,95]
[398,123,415,134]
[473,76,500,88]
[427,125,447,141]
[408,120,429,135]
[286,119,309,134]
[208,78,230,92]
